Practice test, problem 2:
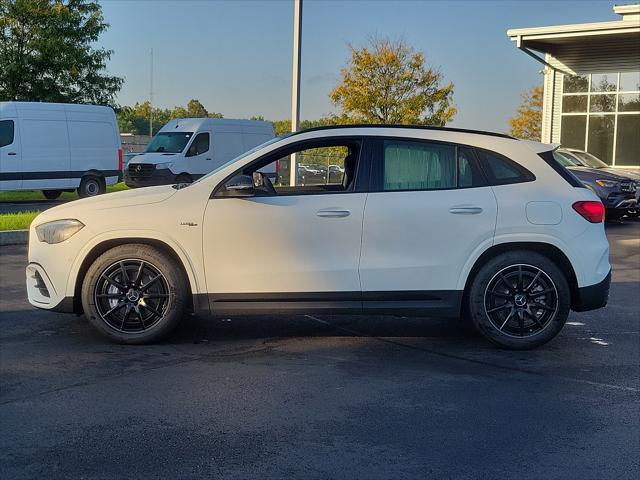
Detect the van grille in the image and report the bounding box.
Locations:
[127,163,155,178]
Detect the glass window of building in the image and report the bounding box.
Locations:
[560,71,640,167]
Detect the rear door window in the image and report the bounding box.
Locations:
[382,140,456,191]
[0,120,14,147]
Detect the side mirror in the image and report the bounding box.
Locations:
[221,174,255,197]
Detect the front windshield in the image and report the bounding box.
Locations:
[571,151,609,169]
[553,150,580,167]
[194,134,290,184]
[145,132,193,153]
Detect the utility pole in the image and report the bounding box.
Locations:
[149,48,154,137]
[290,0,302,186]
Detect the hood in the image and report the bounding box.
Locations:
[128,152,179,164]
[599,167,640,181]
[567,166,632,182]
[34,185,177,223]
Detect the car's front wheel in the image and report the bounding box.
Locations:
[468,251,570,349]
[81,244,188,344]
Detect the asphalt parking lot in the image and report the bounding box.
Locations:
[1,221,639,479]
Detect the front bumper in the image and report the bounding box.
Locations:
[125,168,176,188]
[26,263,76,313]
[571,269,611,312]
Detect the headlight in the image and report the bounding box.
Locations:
[35,219,84,244]
[156,161,174,169]
[595,179,618,188]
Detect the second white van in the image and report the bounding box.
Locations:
[0,102,122,198]
[124,118,275,187]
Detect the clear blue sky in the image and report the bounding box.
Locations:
[100,0,617,132]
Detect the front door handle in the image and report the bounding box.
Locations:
[449,206,483,215]
[205,158,212,161]
[7,152,16,156]
[317,209,350,218]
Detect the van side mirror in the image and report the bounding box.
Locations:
[220,174,256,197]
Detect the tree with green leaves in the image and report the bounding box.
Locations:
[116,100,223,135]
[0,0,123,104]
[330,37,456,126]
[509,85,543,141]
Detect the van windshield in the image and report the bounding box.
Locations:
[146,132,193,153]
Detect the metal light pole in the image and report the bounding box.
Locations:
[290,0,302,186]
[149,48,154,137]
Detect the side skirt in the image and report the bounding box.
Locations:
[195,291,463,318]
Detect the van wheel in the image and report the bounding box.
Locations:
[468,251,570,350]
[42,190,62,200]
[78,175,105,198]
[81,244,188,344]
[175,173,192,184]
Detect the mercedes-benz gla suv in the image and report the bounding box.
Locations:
[26,126,611,349]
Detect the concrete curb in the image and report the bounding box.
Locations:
[0,230,29,246]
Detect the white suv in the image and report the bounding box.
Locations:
[26,126,611,349]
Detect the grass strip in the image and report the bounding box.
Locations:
[0,211,40,231]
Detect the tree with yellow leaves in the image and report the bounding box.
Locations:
[509,86,543,140]
[330,37,456,126]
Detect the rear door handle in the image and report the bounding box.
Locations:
[317,209,350,218]
[7,152,16,156]
[449,206,483,215]
[205,158,212,161]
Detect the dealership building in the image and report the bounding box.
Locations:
[508,3,640,168]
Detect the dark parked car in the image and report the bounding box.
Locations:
[553,149,637,219]
[559,148,639,217]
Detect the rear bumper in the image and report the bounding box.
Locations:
[124,168,176,187]
[571,269,611,312]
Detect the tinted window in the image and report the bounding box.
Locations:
[0,120,14,147]
[187,132,210,156]
[458,147,486,188]
[382,140,456,191]
[475,149,535,185]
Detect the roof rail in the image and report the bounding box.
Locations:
[289,124,515,140]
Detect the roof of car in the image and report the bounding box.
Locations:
[289,124,516,140]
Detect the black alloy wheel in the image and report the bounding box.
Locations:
[484,264,559,338]
[94,259,171,334]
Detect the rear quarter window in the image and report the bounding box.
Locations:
[475,149,535,186]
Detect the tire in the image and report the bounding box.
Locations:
[468,250,570,349]
[175,173,192,184]
[77,175,105,198]
[42,190,62,200]
[81,244,189,344]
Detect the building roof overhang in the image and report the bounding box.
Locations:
[507,4,640,72]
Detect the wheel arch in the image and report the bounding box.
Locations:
[461,241,579,310]
[70,236,202,315]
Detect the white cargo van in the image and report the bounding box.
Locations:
[0,102,121,198]
[124,118,275,187]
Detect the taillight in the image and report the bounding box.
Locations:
[118,148,123,171]
[572,201,605,223]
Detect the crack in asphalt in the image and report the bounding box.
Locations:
[304,315,639,393]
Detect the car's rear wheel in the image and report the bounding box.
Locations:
[468,251,570,349]
[42,190,62,200]
[81,244,188,344]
